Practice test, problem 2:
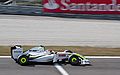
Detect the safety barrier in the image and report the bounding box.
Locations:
[0,5,120,20]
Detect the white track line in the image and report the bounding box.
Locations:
[0,56,11,58]
[86,56,120,58]
[54,63,69,75]
[0,56,120,58]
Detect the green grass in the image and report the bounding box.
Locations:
[0,46,120,56]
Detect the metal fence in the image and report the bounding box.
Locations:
[0,0,42,6]
[17,0,42,6]
[0,5,43,15]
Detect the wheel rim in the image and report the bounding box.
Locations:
[71,57,77,63]
[20,57,27,63]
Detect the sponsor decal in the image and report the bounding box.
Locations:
[44,0,60,9]
[60,0,120,11]
[43,0,120,14]
[14,51,22,53]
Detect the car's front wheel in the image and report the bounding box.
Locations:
[18,55,29,66]
[69,55,81,66]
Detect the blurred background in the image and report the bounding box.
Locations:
[0,0,42,6]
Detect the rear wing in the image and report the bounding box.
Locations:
[11,45,23,61]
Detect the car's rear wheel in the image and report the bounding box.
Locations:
[69,55,81,65]
[18,55,29,66]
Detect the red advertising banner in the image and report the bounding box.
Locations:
[43,0,120,14]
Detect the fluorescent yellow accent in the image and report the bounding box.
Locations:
[75,54,86,60]
[71,57,77,62]
[20,58,27,63]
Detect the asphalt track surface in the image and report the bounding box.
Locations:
[0,58,120,75]
[0,58,60,75]
[63,58,120,75]
[0,15,120,47]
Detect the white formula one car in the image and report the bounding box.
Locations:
[11,45,90,66]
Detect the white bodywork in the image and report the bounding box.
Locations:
[11,46,23,59]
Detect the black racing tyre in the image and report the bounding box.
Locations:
[18,55,29,66]
[69,55,81,66]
